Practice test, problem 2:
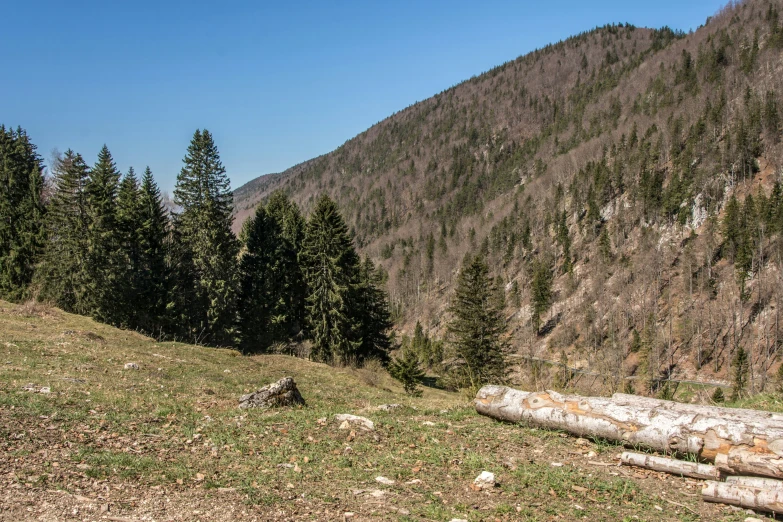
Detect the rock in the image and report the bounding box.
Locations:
[375,476,396,485]
[473,471,496,489]
[124,362,139,370]
[449,519,469,522]
[338,420,351,430]
[575,438,590,446]
[334,414,374,431]
[22,383,50,393]
[238,377,305,409]
[745,518,763,522]
[422,421,436,426]
[376,404,402,411]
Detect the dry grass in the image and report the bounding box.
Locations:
[0,300,761,520]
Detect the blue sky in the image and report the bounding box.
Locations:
[1,1,726,193]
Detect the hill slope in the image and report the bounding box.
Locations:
[0,300,768,520]
[235,0,783,391]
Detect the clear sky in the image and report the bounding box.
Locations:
[1,0,727,194]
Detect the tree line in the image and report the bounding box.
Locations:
[0,126,392,366]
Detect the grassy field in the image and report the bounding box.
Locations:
[0,300,768,521]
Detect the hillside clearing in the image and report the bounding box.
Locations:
[0,301,767,521]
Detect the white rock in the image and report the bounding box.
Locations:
[473,471,496,489]
[376,404,401,411]
[375,476,395,485]
[449,519,469,522]
[334,414,375,431]
[422,421,436,426]
[124,362,139,370]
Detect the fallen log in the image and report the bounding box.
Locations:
[702,481,783,514]
[726,476,783,489]
[475,386,783,478]
[620,451,721,480]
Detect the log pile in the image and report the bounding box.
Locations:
[475,385,783,514]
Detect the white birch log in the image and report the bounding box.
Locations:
[726,475,783,489]
[702,481,783,514]
[475,386,783,478]
[620,451,721,480]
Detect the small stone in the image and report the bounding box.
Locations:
[334,414,375,431]
[124,362,139,370]
[473,471,496,489]
[586,451,597,458]
[39,387,51,394]
[375,476,395,485]
[406,478,422,485]
[575,438,590,446]
[376,404,402,411]
[422,421,436,426]
[338,421,351,430]
[745,518,763,522]
[449,519,469,522]
[551,462,564,467]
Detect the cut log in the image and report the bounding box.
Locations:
[725,475,783,489]
[475,386,783,478]
[620,451,721,480]
[702,481,783,514]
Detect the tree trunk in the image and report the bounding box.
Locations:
[620,451,721,480]
[475,386,783,478]
[702,481,783,514]
[726,475,783,489]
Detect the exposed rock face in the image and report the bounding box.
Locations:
[238,377,305,409]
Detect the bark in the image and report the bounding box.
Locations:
[702,481,783,514]
[725,475,783,489]
[620,451,721,480]
[475,386,783,478]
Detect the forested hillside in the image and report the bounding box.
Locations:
[234,0,783,394]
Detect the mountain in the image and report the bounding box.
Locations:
[234,0,783,393]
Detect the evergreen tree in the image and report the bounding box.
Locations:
[530,257,553,334]
[236,203,289,353]
[731,346,749,401]
[37,151,92,314]
[354,256,392,363]
[0,126,45,301]
[388,348,425,396]
[446,253,508,390]
[301,194,361,365]
[266,190,307,337]
[171,130,238,346]
[136,167,169,334]
[115,167,143,328]
[86,145,122,323]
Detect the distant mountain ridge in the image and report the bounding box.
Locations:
[234,0,783,393]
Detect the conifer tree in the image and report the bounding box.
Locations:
[115,167,143,328]
[446,253,508,390]
[37,151,92,314]
[236,203,289,353]
[171,130,238,346]
[0,126,45,301]
[388,348,425,396]
[354,256,392,363]
[86,145,122,323]
[731,346,749,401]
[266,190,307,337]
[136,167,169,334]
[301,194,360,365]
[530,257,553,334]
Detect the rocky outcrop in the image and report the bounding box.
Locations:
[238,377,305,409]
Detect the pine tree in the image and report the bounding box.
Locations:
[266,190,307,337]
[236,203,289,353]
[530,257,553,334]
[354,256,392,364]
[115,167,143,328]
[301,194,361,365]
[731,346,749,401]
[171,130,238,346]
[37,151,92,314]
[0,126,45,301]
[86,145,122,323]
[136,167,169,335]
[388,349,425,396]
[446,253,508,390]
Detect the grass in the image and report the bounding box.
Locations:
[0,300,762,520]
